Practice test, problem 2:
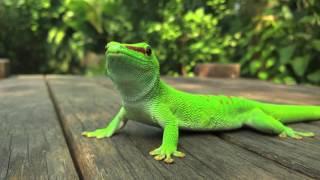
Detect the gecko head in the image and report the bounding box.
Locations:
[105,41,160,80]
[105,41,161,99]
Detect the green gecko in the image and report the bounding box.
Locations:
[82,41,320,164]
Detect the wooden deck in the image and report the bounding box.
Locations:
[1,75,320,180]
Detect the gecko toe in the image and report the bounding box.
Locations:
[149,147,161,156]
[280,127,314,140]
[164,156,174,164]
[81,132,88,136]
[173,151,185,158]
[154,154,165,161]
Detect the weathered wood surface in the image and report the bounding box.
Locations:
[45,75,320,179]
[1,75,320,179]
[0,76,78,179]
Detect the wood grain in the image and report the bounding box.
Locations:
[0,76,78,179]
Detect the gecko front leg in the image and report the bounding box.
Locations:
[149,104,185,163]
[82,107,128,138]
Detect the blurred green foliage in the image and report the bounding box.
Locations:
[237,0,320,85]
[0,0,319,85]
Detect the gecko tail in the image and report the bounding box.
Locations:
[259,103,320,124]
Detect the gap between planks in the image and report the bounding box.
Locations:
[44,75,84,180]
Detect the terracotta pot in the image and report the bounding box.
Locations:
[194,63,240,78]
[0,58,10,79]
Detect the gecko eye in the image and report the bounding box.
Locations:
[146,46,152,56]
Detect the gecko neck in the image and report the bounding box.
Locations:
[110,72,160,103]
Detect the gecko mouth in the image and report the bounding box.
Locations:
[107,53,145,65]
[106,53,150,74]
[106,49,151,65]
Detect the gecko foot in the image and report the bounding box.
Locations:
[82,128,113,139]
[279,127,315,140]
[149,146,185,164]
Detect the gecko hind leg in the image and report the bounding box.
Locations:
[243,108,314,139]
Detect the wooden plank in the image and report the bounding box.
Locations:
[127,122,309,179]
[164,76,320,178]
[0,76,78,179]
[47,75,311,179]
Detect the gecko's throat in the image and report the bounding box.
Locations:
[106,53,145,76]
[106,53,159,102]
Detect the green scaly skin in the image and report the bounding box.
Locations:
[82,41,320,164]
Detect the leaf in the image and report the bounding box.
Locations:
[249,60,262,74]
[47,28,58,43]
[278,65,286,73]
[283,76,296,85]
[290,56,310,77]
[55,30,65,45]
[278,45,296,64]
[258,71,268,80]
[307,70,320,83]
[281,5,292,19]
[311,40,320,51]
[265,58,275,68]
